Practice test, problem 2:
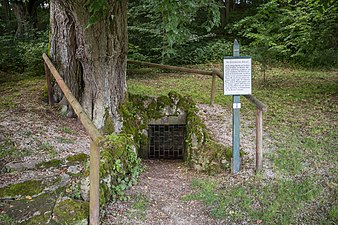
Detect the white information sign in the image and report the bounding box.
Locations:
[223,57,252,95]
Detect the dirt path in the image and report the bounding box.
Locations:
[103,160,222,225]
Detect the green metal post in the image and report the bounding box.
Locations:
[232,39,241,173]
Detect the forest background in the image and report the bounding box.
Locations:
[0,0,337,75]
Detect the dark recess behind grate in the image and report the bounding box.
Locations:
[148,124,186,159]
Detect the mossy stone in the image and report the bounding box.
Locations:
[66,153,89,164]
[26,213,56,225]
[53,198,89,224]
[36,159,62,169]
[1,192,60,224]
[102,109,115,134]
[0,180,45,198]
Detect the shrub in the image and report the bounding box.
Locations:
[0,30,48,74]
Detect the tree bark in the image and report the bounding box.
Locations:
[50,0,128,131]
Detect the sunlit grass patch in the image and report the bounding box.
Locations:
[184,178,322,224]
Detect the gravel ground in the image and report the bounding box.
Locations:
[0,78,89,188]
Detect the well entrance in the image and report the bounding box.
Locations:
[148,124,186,159]
[147,113,186,159]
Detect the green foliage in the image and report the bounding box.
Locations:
[235,0,338,68]
[85,0,110,28]
[100,133,142,204]
[67,182,82,200]
[0,31,48,74]
[171,39,233,64]
[128,0,221,63]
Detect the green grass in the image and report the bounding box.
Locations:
[0,214,15,225]
[39,142,58,158]
[127,194,149,220]
[59,126,77,135]
[0,137,30,160]
[128,65,338,224]
[184,178,321,224]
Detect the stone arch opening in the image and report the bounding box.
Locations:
[148,116,186,159]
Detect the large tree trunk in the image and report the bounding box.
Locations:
[50,0,128,132]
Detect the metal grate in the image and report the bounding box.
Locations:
[148,124,186,159]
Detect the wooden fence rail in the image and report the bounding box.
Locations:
[128,59,267,172]
[42,53,101,225]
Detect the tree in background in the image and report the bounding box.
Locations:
[0,0,48,73]
[128,0,221,63]
[10,0,46,37]
[235,0,338,68]
[1,0,10,27]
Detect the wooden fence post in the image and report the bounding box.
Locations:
[42,54,102,225]
[210,72,216,106]
[89,140,100,225]
[44,62,54,106]
[256,108,263,172]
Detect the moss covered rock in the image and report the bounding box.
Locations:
[1,191,60,224]
[66,153,89,165]
[52,197,89,225]
[0,180,45,199]
[120,91,232,174]
[35,159,62,169]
